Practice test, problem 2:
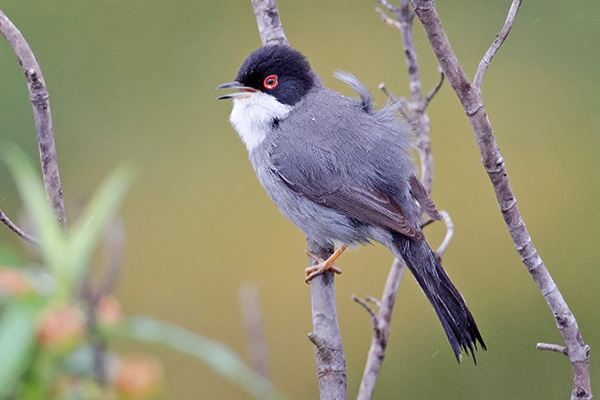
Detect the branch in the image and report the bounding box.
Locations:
[353,2,447,396]
[434,210,453,259]
[537,342,568,356]
[473,0,522,90]
[424,69,444,108]
[410,1,592,398]
[306,240,347,400]
[250,0,288,46]
[377,0,439,194]
[249,2,346,398]
[0,209,39,245]
[0,9,67,229]
[355,258,406,400]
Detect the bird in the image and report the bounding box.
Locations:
[217,44,485,363]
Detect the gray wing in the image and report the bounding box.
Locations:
[270,135,425,241]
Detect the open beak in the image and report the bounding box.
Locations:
[216,81,258,100]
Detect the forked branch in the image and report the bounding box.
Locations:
[410,0,591,398]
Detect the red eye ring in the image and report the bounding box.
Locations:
[263,74,278,89]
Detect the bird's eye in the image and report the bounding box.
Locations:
[263,75,278,89]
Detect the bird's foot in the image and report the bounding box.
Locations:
[304,245,347,283]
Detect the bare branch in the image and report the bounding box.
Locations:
[434,210,453,259]
[354,2,447,395]
[378,0,434,194]
[375,0,400,14]
[410,0,592,398]
[377,83,397,103]
[0,9,67,228]
[424,70,445,109]
[352,295,378,328]
[239,282,270,378]
[473,0,522,90]
[307,240,347,400]
[537,343,568,356]
[375,8,402,30]
[356,258,406,400]
[365,296,381,309]
[0,209,39,245]
[250,0,288,46]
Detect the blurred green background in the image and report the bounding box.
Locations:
[0,1,598,398]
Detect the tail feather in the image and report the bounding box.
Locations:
[392,233,486,363]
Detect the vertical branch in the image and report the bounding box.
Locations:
[355,2,448,398]
[251,0,288,46]
[307,239,347,400]
[376,0,435,193]
[249,2,345,398]
[410,1,592,398]
[396,0,434,193]
[0,9,67,229]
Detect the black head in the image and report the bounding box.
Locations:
[221,45,315,106]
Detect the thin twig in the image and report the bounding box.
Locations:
[473,0,522,90]
[0,9,67,228]
[411,0,592,398]
[351,295,377,327]
[365,296,381,309]
[375,8,402,30]
[378,0,434,194]
[434,210,453,259]
[537,343,568,356]
[377,82,396,100]
[356,258,406,400]
[0,209,40,245]
[424,70,445,109]
[375,0,400,14]
[355,2,445,396]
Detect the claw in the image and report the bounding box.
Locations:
[304,245,347,283]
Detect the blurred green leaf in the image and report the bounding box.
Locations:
[67,165,135,294]
[1,144,65,278]
[0,301,40,399]
[1,145,135,300]
[123,316,290,400]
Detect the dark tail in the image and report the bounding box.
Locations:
[392,233,486,363]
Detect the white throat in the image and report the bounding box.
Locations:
[229,92,292,152]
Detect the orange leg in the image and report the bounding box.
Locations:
[304,245,348,283]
